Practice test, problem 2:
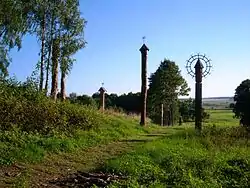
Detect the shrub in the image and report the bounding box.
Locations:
[0,78,102,135]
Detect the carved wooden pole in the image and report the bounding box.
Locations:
[194,58,203,131]
[98,86,106,111]
[186,54,212,132]
[139,43,149,126]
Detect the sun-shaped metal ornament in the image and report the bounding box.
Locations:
[186,53,212,78]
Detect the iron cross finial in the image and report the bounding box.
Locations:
[142,36,146,44]
[101,82,104,87]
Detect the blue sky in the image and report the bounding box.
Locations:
[9,0,250,97]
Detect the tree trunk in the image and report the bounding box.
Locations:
[60,70,66,101]
[39,13,46,91]
[171,103,175,126]
[44,44,51,94]
[50,38,59,100]
[45,6,55,95]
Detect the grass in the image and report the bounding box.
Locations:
[1,108,249,187]
[98,110,250,187]
[0,110,164,187]
[205,109,239,127]
[0,112,153,166]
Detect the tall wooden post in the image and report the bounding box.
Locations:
[194,58,203,131]
[139,43,149,126]
[161,103,164,126]
[186,54,212,132]
[98,87,106,111]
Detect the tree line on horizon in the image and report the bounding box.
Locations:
[68,90,210,125]
[66,59,210,125]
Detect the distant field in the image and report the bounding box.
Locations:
[203,97,234,109]
[180,97,234,109]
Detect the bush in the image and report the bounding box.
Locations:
[0,78,102,135]
[69,94,98,108]
[179,98,210,122]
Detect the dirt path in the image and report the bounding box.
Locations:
[0,131,168,187]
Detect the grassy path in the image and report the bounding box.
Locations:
[0,128,170,187]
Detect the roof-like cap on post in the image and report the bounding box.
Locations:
[98,87,106,93]
[139,44,149,52]
[194,58,204,69]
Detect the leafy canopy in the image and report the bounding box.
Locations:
[148,59,190,105]
[0,0,34,77]
[233,79,250,128]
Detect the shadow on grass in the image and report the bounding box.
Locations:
[171,126,189,130]
[142,133,168,137]
[119,139,152,143]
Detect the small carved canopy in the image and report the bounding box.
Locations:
[139,44,149,52]
[98,87,106,93]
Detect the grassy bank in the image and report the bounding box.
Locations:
[0,79,154,166]
[0,111,154,166]
[0,108,162,187]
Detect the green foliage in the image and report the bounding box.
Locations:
[179,98,195,122]
[59,0,86,99]
[0,78,101,134]
[147,59,190,125]
[233,79,250,129]
[179,98,210,122]
[115,92,141,114]
[92,92,141,114]
[102,126,250,187]
[71,94,97,108]
[0,0,34,77]
[0,0,86,95]
[229,103,235,109]
[0,78,153,165]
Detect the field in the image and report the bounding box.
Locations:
[0,109,249,187]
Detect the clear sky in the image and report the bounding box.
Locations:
[8,0,250,98]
